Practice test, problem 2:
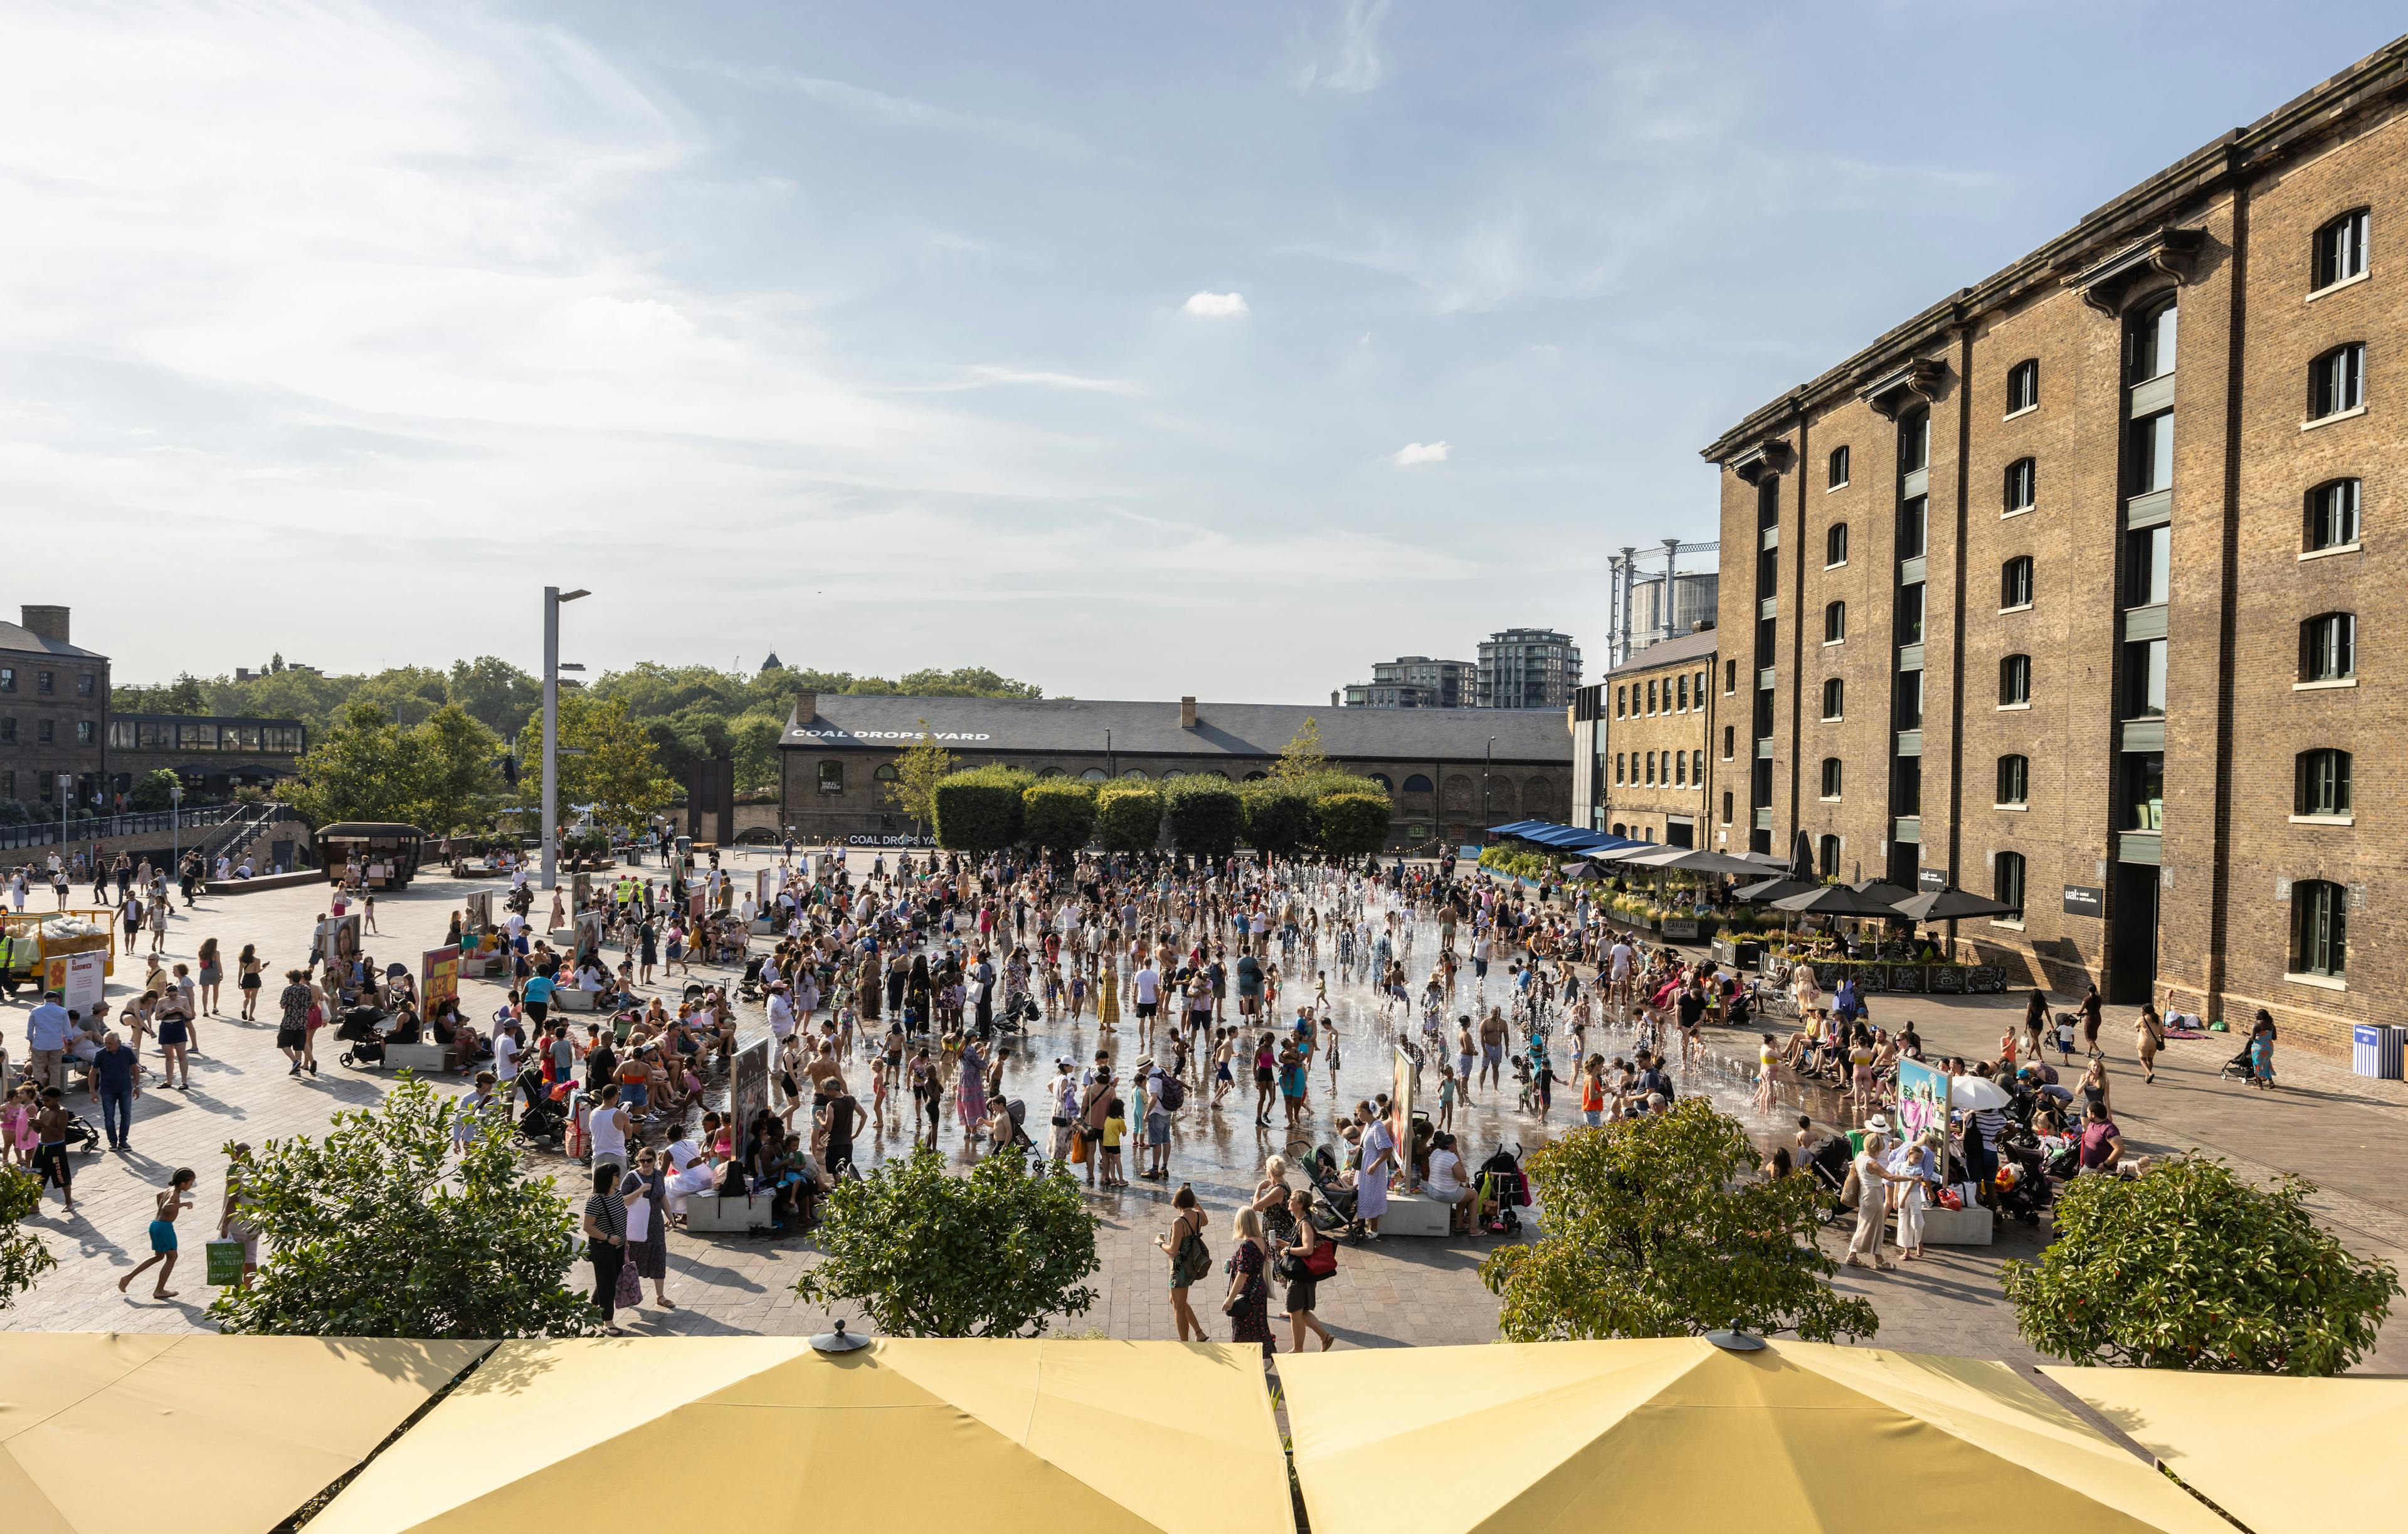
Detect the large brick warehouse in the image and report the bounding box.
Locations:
[776,691,1570,852]
[1700,36,2408,1051]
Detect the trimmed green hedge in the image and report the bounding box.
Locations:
[1479,844,1557,881]
[1094,782,1163,854]
[1021,778,1097,850]
[1240,781,1316,855]
[1315,791,1392,857]
[1163,776,1242,857]
[932,766,1032,853]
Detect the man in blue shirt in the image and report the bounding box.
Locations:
[522,970,556,1026]
[87,1030,142,1149]
[24,990,70,1089]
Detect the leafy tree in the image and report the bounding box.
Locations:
[1481,1097,1878,1343]
[2000,1157,2400,1374]
[415,704,504,835]
[892,724,957,831]
[729,708,788,796]
[891,666,1045,699]
[0,1166,58,1313]
[795,1145,1098,1337]
[287,701,424,826]
[1315,791,1393,857]
[1273,716,1333,780]
[1162,776,1242,857]
[1240,780,1315,856]
[516,693,673,830]
[129,768,184,812]
[932,766,1031,853]
[349,666,452,729]
[1022,778,1097,851]
[445,656,542,737]
[1094,782,1161,853]
[210,1076,593,1338]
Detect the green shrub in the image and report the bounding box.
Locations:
[1241,781,1316,855]
[1163,776,1242,857]
[932,766,1032,853]
[1020,778,1097,850]
[1315,791,1393,857]
[1093,782,1163,854]
[1479,844,1556,881]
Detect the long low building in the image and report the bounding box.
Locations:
[775,690,1570,850]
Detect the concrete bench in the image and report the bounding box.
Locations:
[1920,1204,1993,1246]
[378,1043,451,1073]
[555,988,596,1012]
[680,1192,773,1234]
[1377,1192,1455,1237]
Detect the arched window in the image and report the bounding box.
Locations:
[1817,834,1840,880]
[1822,677,1844,720]
[1036,765,1063,778]
[1611,823,1627,838]
[1827,445,1851,487]
[2313,208,2370,290]
[2004,457,2036,515]
[1999,654,2032,706]
[1368,773,1393,791]
[873,763,900,782]
[2006,358,2039,413]
[1161,769,1186,780]
[1819,757,1842,800]
[2296,749,2352,816]
[1243,770,1269,781]
[1677,674,1689,711]
[2305,479,2362,552]
[1080,768,1109,781]
[1996,754,2029,807]
[2291,879,2347,977]
[2300,613,2356,682]
[1994,850,2027,916]
[1613,754,1625,785]
[2310,342,2367,420]
[816,760,844,795]
[1120,768,1149,780]
[1644,752,1656,786]
[1826,523,1848,566]
[1824,601,1846,643]
[1403,773,1434,793]
[2001,555,2034,610]
[1647,680,1659,713]
[1525,776,1553,807]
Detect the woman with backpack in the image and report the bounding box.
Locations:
[1155,1182,1210,1341]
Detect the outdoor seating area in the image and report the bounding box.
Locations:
[8,1330,2381,1534]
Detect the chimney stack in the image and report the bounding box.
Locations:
[19,605,68,645]
[1330,690,1339,707]
[1180,696,1197,729]
[794,690,819,726]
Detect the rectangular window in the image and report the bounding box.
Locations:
[2298,750,2352,815]
[1724,660,1736,694]
[817,760,845,795]
[1897,494,1928,560]
[38,720,54,745]
[0,667,13,692]
[2126,410,2173,495]
[1896,582,1925,645]
[34,672,52,696]
[2307,480,2361,551]
[0,718,13,744]
[2301,614,2356,682]
[75,674,93,697]
[1692,749,1704,785]
[179,722,219,749]
[2314,209,2370,290]
[2121,638,2167,718]
[1721,790,1733,824]
[1891,757,1923,817]
[2310,343,2367,419]
[2128,300,2177,383]
[2123,524,2170,606]
[2120,751,2164,831]
[75,721,94,746]
[1997,850,2026,913]
[1894,669,1925,731]
[108,719,132,749]
[1899,411,1929,474]
[2293,881,2346,977]
[1676,675,1689,712]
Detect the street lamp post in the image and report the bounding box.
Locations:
[1106,729,1114,779]
[541,585,591,891]
[1482,736,1495,835]
[169,781,183,872]
[56,773,71,860]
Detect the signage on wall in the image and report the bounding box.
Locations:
[845,832,937,848]
[2062,884,2104,918]
[797,728,992,743]
[1918,867,1946,892]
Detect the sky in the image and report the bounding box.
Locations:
[3,1,2400,698]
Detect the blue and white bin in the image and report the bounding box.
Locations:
[2350,1024,2404,1081]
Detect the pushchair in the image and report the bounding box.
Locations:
[514,1068,568,1150]
[1294,1142,1366,1239]
[1805,1135,1855,1224]
[1475,1143,1531,1236]
[2219,1042,2259,1082]
[1991,1129,2054,1226]
[738,957,767,1003]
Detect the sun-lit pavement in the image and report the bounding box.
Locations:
[5,850,2402,1370]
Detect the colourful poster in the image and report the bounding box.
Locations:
[421,945,460,1010]
[1896,1057,1950,1143]
[1390,1044,1415,1192]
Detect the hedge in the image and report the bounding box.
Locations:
[1479,844,1558,881]
[1163,776,1242,857]
[1021,777,1097,850]
[1314,791,1393,857]
[932,766,1032,853]
[1094,782,1163,854]
[1240,781,1317,856]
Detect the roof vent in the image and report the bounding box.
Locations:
[1180,696,1197,729]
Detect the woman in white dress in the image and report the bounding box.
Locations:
[1354,1109,1395,1239]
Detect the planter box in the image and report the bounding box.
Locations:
[1660,918,1704,942]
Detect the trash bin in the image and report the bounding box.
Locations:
[2350,1024,2404,1081]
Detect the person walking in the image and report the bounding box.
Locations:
[1279,1187,1334,1352]
[581,1166,629,1334]
[87,1031,141,1150]
[1223,1205,1275,1357]
[118,1167,197,1299]
[275,970,314,1077]
[195,938,222,1015]
[1156,1182,1210,1341]
[629,1147,673,1309]
[237,944,264,1021]
[1843,1129,1913,1272]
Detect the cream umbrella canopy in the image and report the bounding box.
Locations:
[2044,1367,2408,1534]
[0,1333,492,1534]
[1282,1337,2232,1534]
[307,1337,1291,1534]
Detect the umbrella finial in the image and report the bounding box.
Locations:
[1705,1329,1767,1352]
[811,1320,872,1354]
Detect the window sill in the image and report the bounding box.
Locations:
[1819,795,1841,804]
[1990,919,2025,932]
[2299,541,2360,563]
[2303,405,2367,432]
[1997,702,2032,712]
[1999,602,2033,615]
[2283,971,2348,993]
[1822,638,1845,648]
[2306,270,2368,303]
[2288,813,2354,826]
[1992,803,2027,812]
[2000,506,2031,521]
[2002,403,2038,423]
[2293,678,2358,692]
[1824,559,1847,571]
[1820,716,1842,726]
[1826,480,1850,494]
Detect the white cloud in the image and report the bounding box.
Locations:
[1391,440,1449,467]
[1181,290,1250,317]
[1319,0,1393,94]
[718,67,1126,167]
[932,366,1139,395]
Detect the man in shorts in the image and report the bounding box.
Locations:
[1478,1006,1509,1092]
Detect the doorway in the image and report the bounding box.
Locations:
[2108,863,2159,1004]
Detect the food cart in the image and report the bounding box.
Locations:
[314,822,430,891]
[1,909,119,993]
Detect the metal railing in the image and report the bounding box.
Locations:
[198,802,303,864]
[0,802,246,853]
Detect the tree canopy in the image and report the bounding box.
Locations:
[285,701,505,833]
[515,693,675,830]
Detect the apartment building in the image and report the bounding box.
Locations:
[1571,627,1718,847]
[1699,37,2408,1049]
[1477,628,1583,709]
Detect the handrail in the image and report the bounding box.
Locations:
[0,802,246,854]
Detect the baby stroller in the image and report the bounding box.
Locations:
[737,958,767,1003]
[514,1069,568,1150]
[339,1025,388,1069]
[1805,1135,1855,1224]
[2219,1041,2259,1082]
[1991,1131,2054,1226]
[1294,1142,1365,1239]
[60,1108,102,1156]
[1476,1143,1531,1236]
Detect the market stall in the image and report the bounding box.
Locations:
[1,907,117,995]
[314,822,429,891]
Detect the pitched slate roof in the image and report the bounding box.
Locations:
[1604,627,1718,679]
[0,619,105,661]
[779,695,1568,764]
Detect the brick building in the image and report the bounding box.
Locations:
[1699,37,2408,1049]
[1569,627,1718,846]
[105,714,305,799]
[777,692,1569,850]
[0,606,108,809]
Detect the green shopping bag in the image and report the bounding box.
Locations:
[204,1240,246,1286]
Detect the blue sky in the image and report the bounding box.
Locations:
[3,1,2399,697]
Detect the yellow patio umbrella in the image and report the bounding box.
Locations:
[0,1333,493,1534]
[2044,1366,2406,1534]
[307,1336,1290,1534]
[1282,1336,2232,1533]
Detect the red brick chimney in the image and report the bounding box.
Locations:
[19,605,68,644]
[794,690,819,725]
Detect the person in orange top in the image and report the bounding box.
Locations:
[1579,1055,1608,1127]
